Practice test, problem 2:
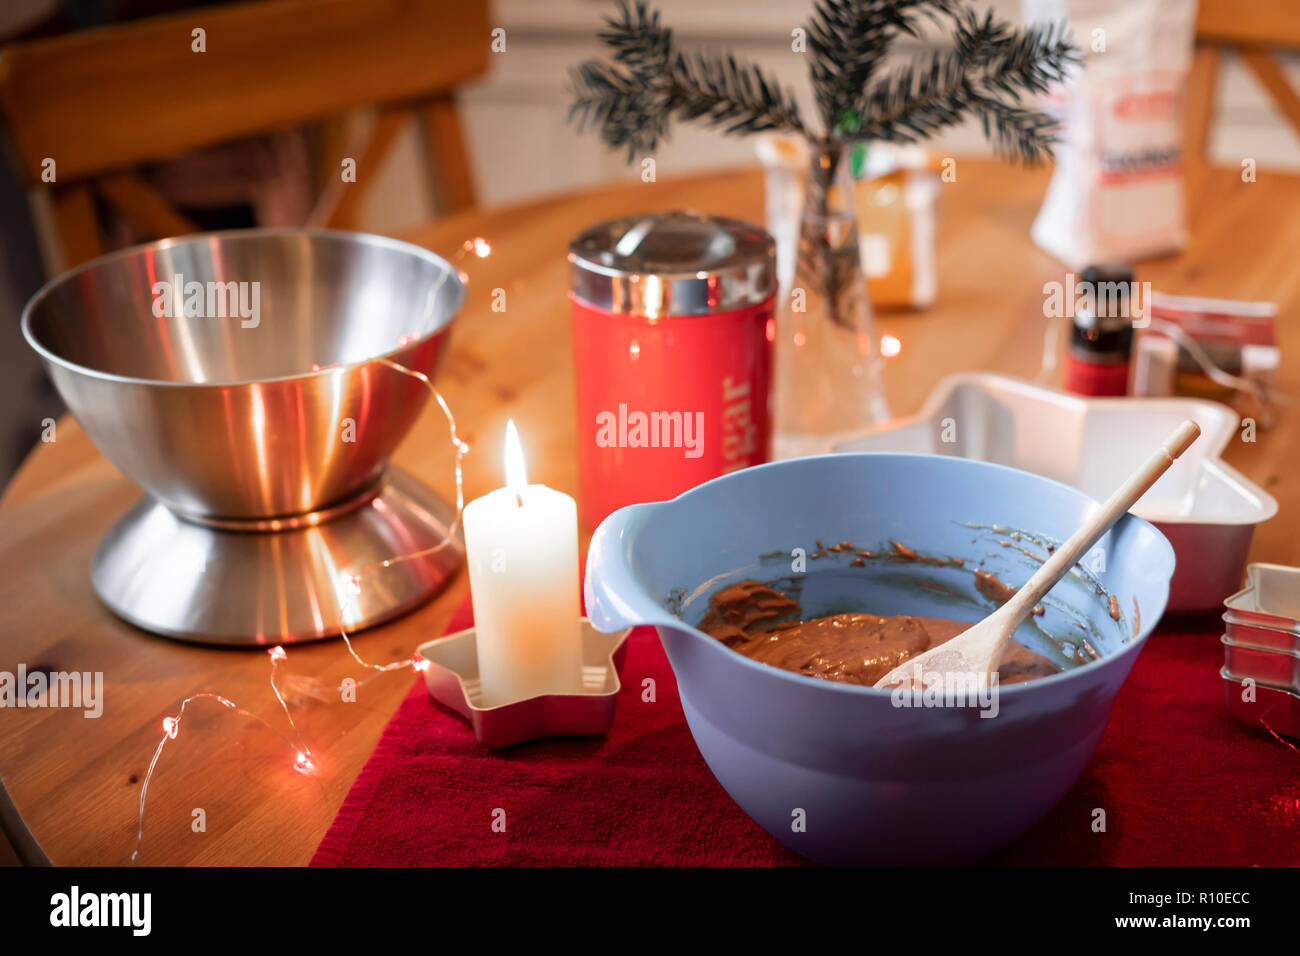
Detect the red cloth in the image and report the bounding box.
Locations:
[312,600,1300,866]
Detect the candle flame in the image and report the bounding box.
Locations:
[504,419,528,495]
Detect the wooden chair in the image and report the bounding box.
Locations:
[0,0,490,272]
[1186,0,1300,172]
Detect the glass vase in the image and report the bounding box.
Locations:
[767,141,890,459]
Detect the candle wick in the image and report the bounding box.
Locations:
[515,492,523,508]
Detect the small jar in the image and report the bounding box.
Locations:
[1064,264,1135,397]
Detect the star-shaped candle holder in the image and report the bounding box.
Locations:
[417,619,631,748]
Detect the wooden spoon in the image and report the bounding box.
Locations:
[873,420,1201,690]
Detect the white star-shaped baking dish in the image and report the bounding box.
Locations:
[831,372,1277,612]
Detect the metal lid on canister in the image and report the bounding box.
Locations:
[568,210,776,317]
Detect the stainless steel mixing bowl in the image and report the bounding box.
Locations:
[21,229,466,643]
[23,229,463,519]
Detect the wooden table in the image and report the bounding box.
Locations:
[2,160,1298,865]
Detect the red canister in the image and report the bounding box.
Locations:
[568,211,776,529]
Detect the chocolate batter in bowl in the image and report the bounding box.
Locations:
[695,579,1061,686]
[585,453,1176,865]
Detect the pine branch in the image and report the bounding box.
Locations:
[853,46,971,144]
[568,0,805,158]
[960,9,1077,97]
[806,0,963,133]
[850,7,1080,162]
[568,0,1081,165]
[568,60,669,161]
[597,0,673,79]
[966,92,1061,163]
[666,50,806,138]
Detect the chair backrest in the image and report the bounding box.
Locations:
[1187,0,1300,172]
[1197,0,1300,49]
[0,0,489,270]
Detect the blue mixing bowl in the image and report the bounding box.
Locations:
[584,454,1175,864]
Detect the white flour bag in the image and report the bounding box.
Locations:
[1025,0,1197,267]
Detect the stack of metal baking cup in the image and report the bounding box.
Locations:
[1221,563,1300,739]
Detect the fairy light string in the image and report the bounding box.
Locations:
[130,691,317,863]
[1259,717,1300,757]
[328,356,469,675]
[130,237,489,862]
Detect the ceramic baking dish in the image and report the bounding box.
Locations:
[832,373,1277,613]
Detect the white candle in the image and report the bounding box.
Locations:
[463,420,584,707]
